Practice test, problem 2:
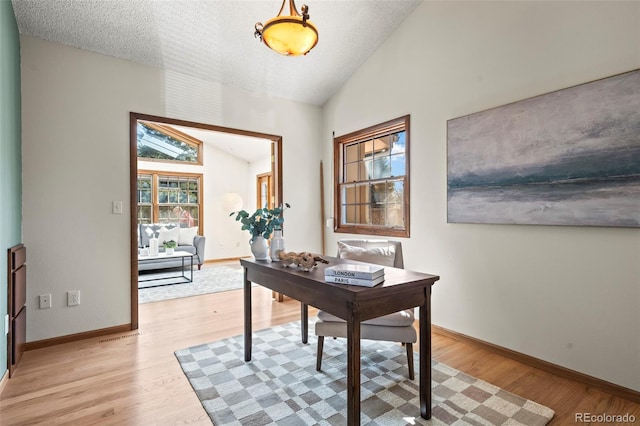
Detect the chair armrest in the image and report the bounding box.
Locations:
[193,235,206,263]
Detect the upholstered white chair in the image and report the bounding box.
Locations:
[315,239,417,379]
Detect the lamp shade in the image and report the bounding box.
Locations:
[262,16,318,56]
[223,193,244,213]
[255,0,318,56]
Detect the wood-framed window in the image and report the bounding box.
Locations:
[334,115,410,237]
[137,121,203,165]
[137,170,203,233]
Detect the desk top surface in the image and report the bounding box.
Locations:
[240,256,439,292]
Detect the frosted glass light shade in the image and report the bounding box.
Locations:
[255,0,318,56]
[262,17,318,56]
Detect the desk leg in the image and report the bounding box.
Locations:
[244,268,252,362]
[419,287,432,419]
[301,303,308,344]
[346,306,361,426]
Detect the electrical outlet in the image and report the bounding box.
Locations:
[67,290,80,306]
[39,294,52,309]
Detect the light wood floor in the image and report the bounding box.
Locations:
[1,286,639,425]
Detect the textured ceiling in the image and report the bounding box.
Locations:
[11,0,422,107]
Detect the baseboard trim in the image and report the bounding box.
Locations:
[0,369,8,395]
[24,324,133,351]
[204,257,247,264]
[432,325,640,403]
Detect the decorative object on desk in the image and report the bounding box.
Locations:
[269,228,285,261]
[162,239,177,255]
[324,263,385,286]
[175,320,555,425]
[230,203,291,260]
[324,274,385,287]
[278,251,328,270]
[325,263,385,279]
[249,236,269,261]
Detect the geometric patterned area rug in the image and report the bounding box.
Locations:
[175,321,555,425]
[139,265,247,304]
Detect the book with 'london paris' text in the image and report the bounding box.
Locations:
[324,263,385,280]
[324,274,385,287]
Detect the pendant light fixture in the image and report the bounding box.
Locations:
[254,0,318,56]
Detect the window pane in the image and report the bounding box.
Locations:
[392,131,406,154]
[344,205,357,224]
[345,163,359,182]
[371,157,390,179]
[370,182,388,204]
[387,203,404,227]
[357,205,371,224]
[138,190,151,203]
[371,206,385,225]
[391,180,404,202]
[345,143,360,163]
[137,206,152,224]
[363,158,373,179]
[342,185,356,204]
[390,153,405,176]
[137,122,199,163]
[374,135,391,153]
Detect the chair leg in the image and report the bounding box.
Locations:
[316,336,324,371]
[406,342,415,380]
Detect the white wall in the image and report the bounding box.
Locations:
[21,36,322,342]
[323,1,640,391]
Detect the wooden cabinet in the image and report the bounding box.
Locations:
[8,244,26,377]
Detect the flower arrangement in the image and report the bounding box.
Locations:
[230,203,290,240]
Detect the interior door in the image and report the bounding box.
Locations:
[256,172,273,210]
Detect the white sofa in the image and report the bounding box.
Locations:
[138,223,206,271]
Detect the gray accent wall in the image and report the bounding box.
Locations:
[0,1,23,380]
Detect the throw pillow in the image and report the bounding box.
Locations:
[337,242,396,267]
[178,227,198,246]
[158,226,181,246]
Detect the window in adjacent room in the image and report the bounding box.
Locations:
[136,121,203,165]
[334,115,410,237]
[136,171,202,233]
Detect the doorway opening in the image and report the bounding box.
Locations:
[129,112,282,328]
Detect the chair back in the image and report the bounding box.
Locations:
[336,239,404,269]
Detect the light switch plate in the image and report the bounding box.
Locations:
[112,200,123,214]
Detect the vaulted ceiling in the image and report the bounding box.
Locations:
[12,0,422,107]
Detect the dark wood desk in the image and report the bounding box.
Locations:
[241,257,440,425]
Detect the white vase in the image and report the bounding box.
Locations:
[149,237,159,256]
[165,247,175,255]
[250,236,270,260]
[270,230,285,261]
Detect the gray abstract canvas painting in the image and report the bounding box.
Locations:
[447,69,640,227]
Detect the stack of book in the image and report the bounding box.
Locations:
[324,263,385,287]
